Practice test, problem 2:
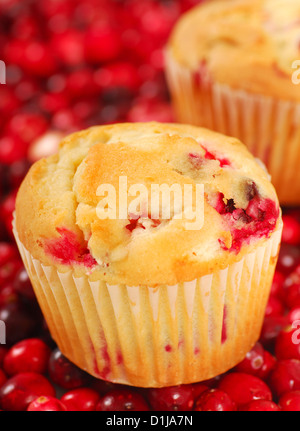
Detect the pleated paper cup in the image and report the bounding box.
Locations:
[165,50,300,205]
[13,216,282,388]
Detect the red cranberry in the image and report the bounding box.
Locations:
[27,396,67,411]
[283,281,300,309]
[5,113,48,145]
[278,390,300,411]
[265,295,285,317]
[234,342,265,376]
[270,271,285,298]
[13,267,35,300]
[85,25,122,64]
[0,243,18,266]
[48,348,90,389]
[21,41,57,77]
[0,283,18,306]
[276,243,300,275]
[96,388,149,411]
[259,315,290,349]
[288,307,300,323]
[51,29,85,66]
[275,325,300,360]
[127,99,174,123]
[269,359,300,398]
[218,373,272,408]
[194,389,236,411]
[0,135,28,165]
[3,338,51,376]
[282,215,300,245]
[0,190,17,239]
[0,372,55,411]
[256,350,277,381]
[94,62,141,93]
[65,67,98,99]
[239,400,280,411]
[147,385,194,411]
[61,387,100,411]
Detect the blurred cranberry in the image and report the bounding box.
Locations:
[39,91,69,114]
[0,189,17,239]
[22,41,57,77]
[48,348,91,389]
[0,243,18,266]
[85,25,122,63]
[0,372,55,411]
[96,388,150,411]
[265,295,285,317]
[61,387,100,411]
[282,215,300,245]
[51,109,81,133]
[5,113,48,146]
[27,395,67,411]
[51,29,85,66]
[11,14,40,40]
[95,62,141,93]
[276,243,300,275]
[0,259,23,287]
[65,68,98,99]
[127,99,174,122]
[0,283,18,307]
[288,307,300,323]
[0,135,28,165]
[0,347,8,368]
[0,87,20,119]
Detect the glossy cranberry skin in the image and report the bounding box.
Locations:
[27,396,67,412]
[240,400,280,411]
[282,215,300,245]
[48,348,91,389]
[96,389,149,411]
[275,325,300,360]
[3,338,51,376]
[147,385,194,411]
[218,373,272,408]
[256,350,277,381]
[61,388,100,411]
[191,382,210,400]
[0,372,55,411]
[278,390,300,411]
[269,359,300,398]
[194,389,236,411]
[234,342,265,376]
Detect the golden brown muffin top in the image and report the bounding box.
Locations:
[167,0,300,101]
[15,122,281,286]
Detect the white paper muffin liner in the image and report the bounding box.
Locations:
[165,50,300,205]
[13,217,282,388]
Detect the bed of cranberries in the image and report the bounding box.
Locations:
[1,0,300,411]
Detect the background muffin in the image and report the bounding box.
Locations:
[165,0,300,205]
[14,122,282,387]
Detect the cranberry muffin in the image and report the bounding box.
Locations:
[14,122,282,387]
[165,0,300,205]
